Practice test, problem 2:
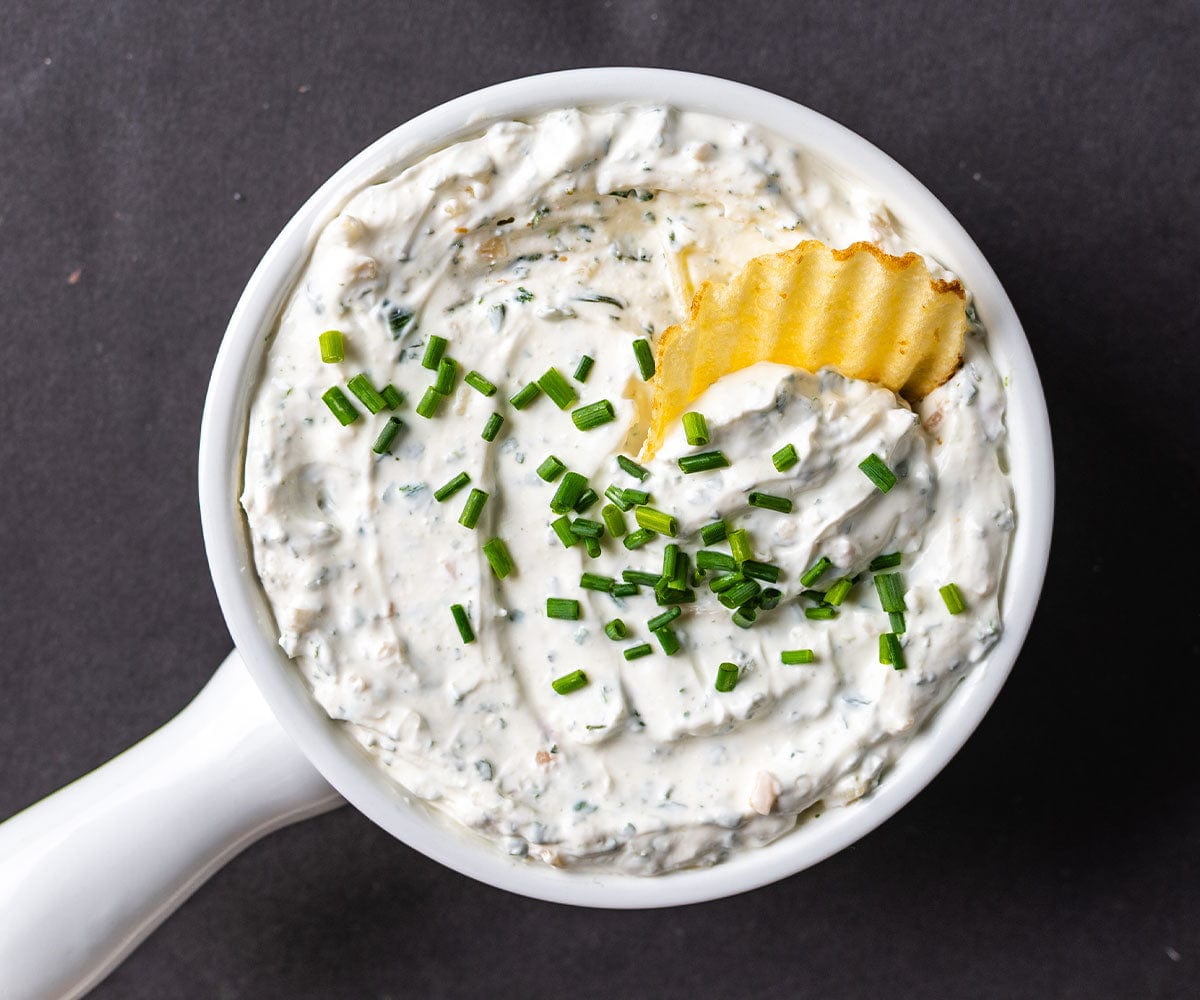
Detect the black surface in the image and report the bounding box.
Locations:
[2,1,1197,997]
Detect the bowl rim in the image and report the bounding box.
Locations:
[198,66,1054,908]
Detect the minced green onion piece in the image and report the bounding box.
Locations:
[580,572,615,592]
[667,551,690,591]
[415,386,442,419]
[800,556,833,588]
[881,632,906,670]
[824,577,853,606]
[940,582,966,614]
[654,579,695,604]
[421,335,447,370]
[869,552,902,571]
[632,338,655,380]
[653,625,681,655]
[715,662,739,692]
[748,491,792,513]
[604,618,627,640]
[583,536,602,558]
[550,472,588,514]
[709,571,743,594]
[450,604,475,644]
[572,399,616,430]
[509,381,541,409]
[801,589,828,604]
[464,370,497,396]
[859,452,897,493]
[546,597,581,620]
[772,443,798,472]
[623,528,655,550]
[728,529,752,564]
[318,329,345,364]
[661,543,679,582]
[874,572,907,613]
[616,455,650,481]
[696,550,737,573]
[611,582,638,598]
[371,416,404,455]
[482,537,515,579]
[434,471,470,502]
[719,579,761,609]
[759,587,782,610]
[573,355,595,383]
[434,357,457,395]
[604,484,633,512]
[537,455,566,482]
[380,384,404,410]
[700,520,728,545]
[622,570,661,587]
[741,559,780,583]
[552,669,588,694]
[624,643,653,661]
[805,606,837,620]
[682,412,709,446]
[879,634,892,665]
[602,504,627,537]
[346,373,387,414]
[889,611,907,634]
[781,649,814,665]
[634,507,678,537]
[647,606,681,631]
[458,488,489,529]
[537,367,578,410]
[678,451,730,474]
[731,605,757,629]
[550,515,578,548]
[574,488,599,514]
[481,411,504,442]
[569,518,604,540]
[621,487,650,506]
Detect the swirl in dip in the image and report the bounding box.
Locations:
[242,106,1014,873]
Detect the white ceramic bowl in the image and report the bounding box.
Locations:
[0,68,1052,999]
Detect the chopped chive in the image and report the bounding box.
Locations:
[696,550,737,573]
[731,605,757,629]
[546,597,581,620]
[321,381,357,422]
[748,491,792,513]
[572,399,616,430]
[940,583,966,614]
[574,488,600,514]
[583,536,602,558]
[824,577,853,606]
[604,618,627,640]
[655,582,695,605]
[889,611,907,634]
[580,572,615,592]
[550,515,578,548]
[741,560,780,583]
[509,381,541,409]
[450,604,475,644]
[569,518,604,540]
[573,355,595,383]
[604,484,634,512]
[380,384,404,410]
[458,488,489,529]
[781,649,815,665]
[800,589,828,604]
[700,520,728,545]
[632,338,655,380]
[682,412,709,446]
[421,335,448,370]
[371,416,404,455]
[347,375,386,414]
[624,642,653,661]
[728,528,752,563]
[551,669,588,695]
[611,582,638,598]
[623,528,655,550]
[869,552,902,571]
[616,455,650,481]
[537,367,578,410]
[667,550,690,591]
[415,386,442,419]
[709,571,743,594]
[482,537,514,579]
[719,579,761,609]
[800,556,833,588]
[647,606,681,631]
[634,507,678,537]
[550,471,588,514]
[874,573,907,613]
[772,443,798,472]
[715,662,739,692]
[653,625,681,655]
[805,606,837,620]
[318,329,345,363]
[433,357,457,395]
[661,543,679,582]
[602,504,627,537]
[859,452,897,493]
[622,570,661,586]
[537,455,566,482]
[621,487,651,506]
[678,451,730,474]
[464,370,497,396]
[881,633,906,670]
[759,587,782,610]
[434,471,470,502]
[481,411,504,441]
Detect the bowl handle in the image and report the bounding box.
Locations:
[0,649,343,1000]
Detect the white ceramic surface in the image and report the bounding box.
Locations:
[0,69,1053,999]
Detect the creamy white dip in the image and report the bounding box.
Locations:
[242,106,1014,873]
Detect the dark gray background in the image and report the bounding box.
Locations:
[2,1,1197,997]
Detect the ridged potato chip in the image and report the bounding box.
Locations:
[642,240,966,457]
